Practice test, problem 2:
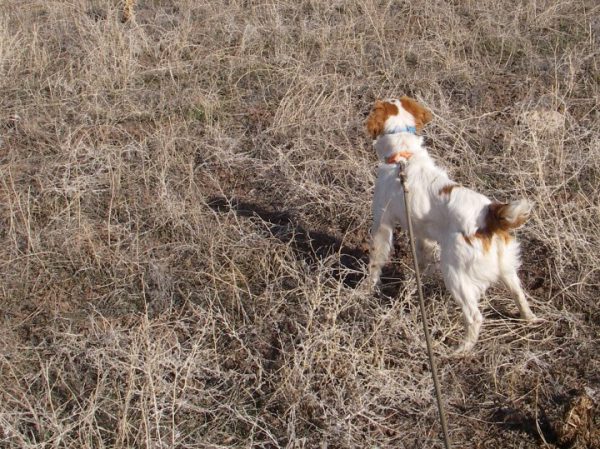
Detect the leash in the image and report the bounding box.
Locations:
[398,162,453,449]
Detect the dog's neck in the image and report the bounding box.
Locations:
[373,132,427,164]
[384,125,417,135]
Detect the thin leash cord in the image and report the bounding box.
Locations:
[399,166,452,449]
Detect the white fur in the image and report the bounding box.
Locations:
[368,124,537,353]
[502,199,532,224]
[382,99,417,133]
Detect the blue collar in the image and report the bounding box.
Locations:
[385,125,416,135]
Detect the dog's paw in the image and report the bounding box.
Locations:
[452,340,476,357]
[357,276,379,295]
[421,261,441,278]
[522,314,544,324]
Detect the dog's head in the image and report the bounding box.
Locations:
[366,97,432,139]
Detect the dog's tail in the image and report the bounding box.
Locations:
[486,199,532,232]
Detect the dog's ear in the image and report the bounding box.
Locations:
[366,100,385,139]
[366,100,398,139]
[400,96,432,132]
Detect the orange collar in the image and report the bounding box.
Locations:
[385,151,413,164]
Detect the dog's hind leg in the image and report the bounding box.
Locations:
[442,268,483,353]
[440,238,484,352]
[452,287,483,353]
[500,269,537,321]
[499,241,537,321]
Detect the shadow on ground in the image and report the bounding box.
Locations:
[491,406,561,447]
[207,196,373,289]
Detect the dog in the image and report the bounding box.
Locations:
[366,97,538,353]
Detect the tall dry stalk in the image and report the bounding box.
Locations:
[122,0,136,22]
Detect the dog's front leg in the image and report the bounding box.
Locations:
[416,238,439,273]
[368,220,394,290]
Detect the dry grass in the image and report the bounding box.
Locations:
[122,0,137,23]
[1,0,599,447]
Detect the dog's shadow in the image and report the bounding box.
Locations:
[207,196,378,289]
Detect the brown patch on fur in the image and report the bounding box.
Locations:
[386,151,413,164]
[464,202,522,253]
[400,96,432,132]
[486,202,529,232]
[439,184,459,196]
[366,100,399,139]
[463,230,500,252]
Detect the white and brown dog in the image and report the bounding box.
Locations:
[366,97,538,353]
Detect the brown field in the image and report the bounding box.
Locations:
[1,0,599,447]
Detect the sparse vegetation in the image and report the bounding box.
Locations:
[0,0,598,448]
